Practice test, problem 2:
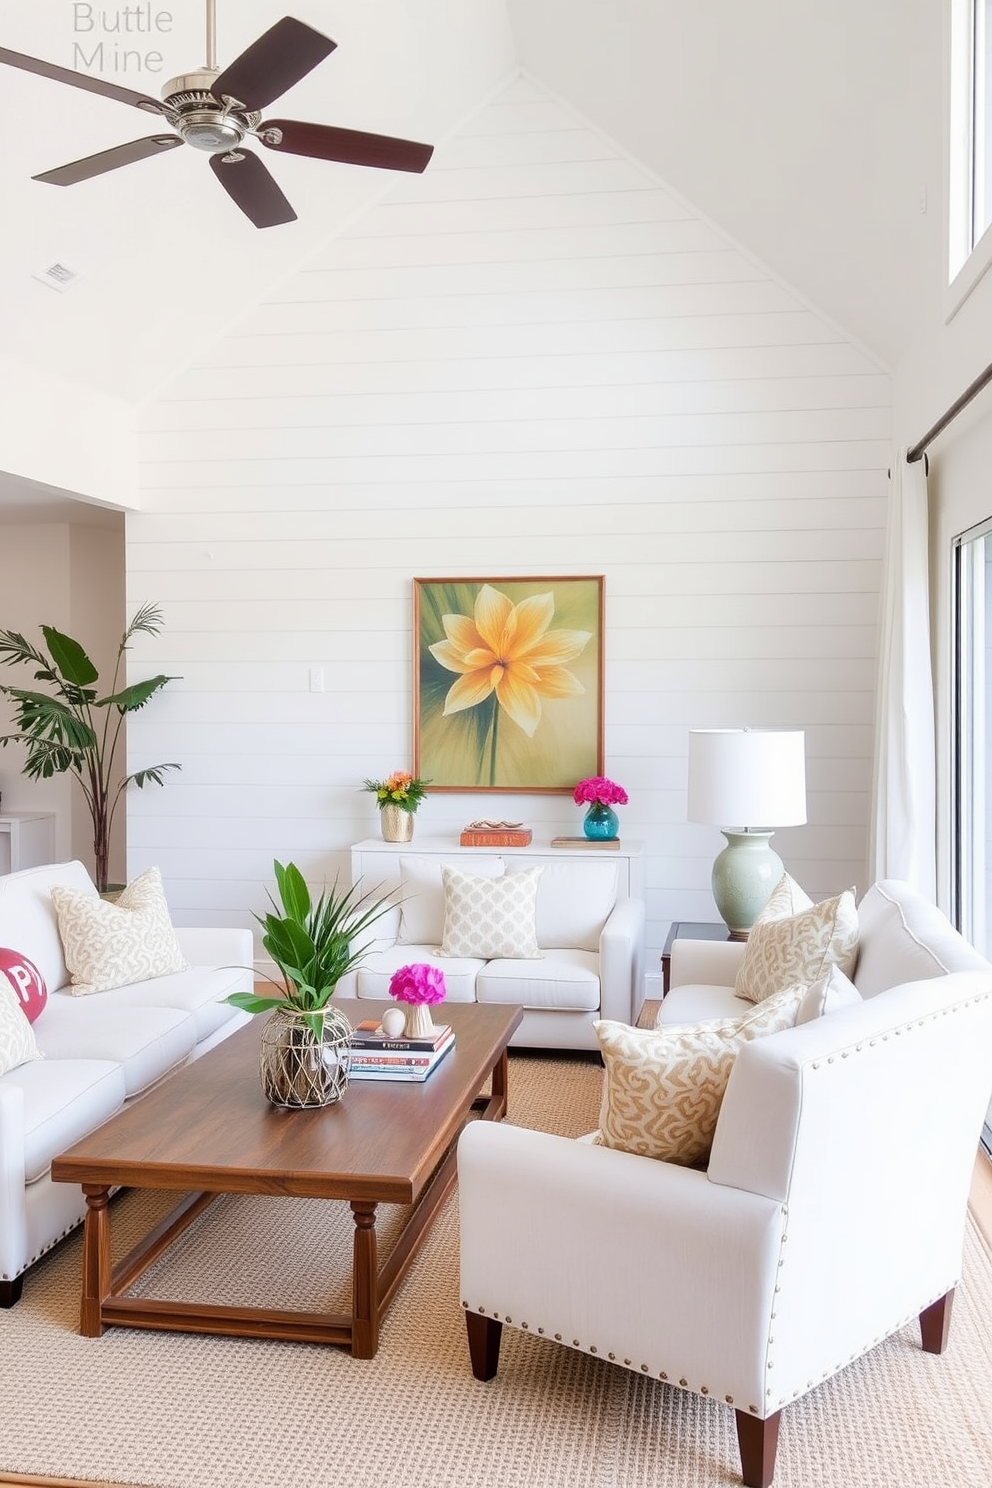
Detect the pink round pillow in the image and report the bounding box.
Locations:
[0,948,48,1023]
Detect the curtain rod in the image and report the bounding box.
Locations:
[906,356,992,463]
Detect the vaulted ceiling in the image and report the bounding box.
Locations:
[0,0,940,423]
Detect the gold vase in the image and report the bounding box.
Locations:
[380,804,415,843]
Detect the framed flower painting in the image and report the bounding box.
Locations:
[414,576,604,792]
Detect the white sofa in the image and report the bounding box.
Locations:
[0,860,253,1306]
[458,880,992,1486]
[336,851,645,1050]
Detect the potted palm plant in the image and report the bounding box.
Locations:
[0,603,179,893]
[225,859,397,1107]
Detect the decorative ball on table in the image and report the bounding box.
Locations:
[573,776,628,841]
[387,962,447,1040]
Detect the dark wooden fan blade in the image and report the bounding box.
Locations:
[212,17,336,112]
[0,46,165,113]
[259,120,434,173]
[33,135,183,186]
[209,149,297,228]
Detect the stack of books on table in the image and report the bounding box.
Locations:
[348,1019,455,1082]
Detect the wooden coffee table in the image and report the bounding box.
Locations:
[51,999,521,1358]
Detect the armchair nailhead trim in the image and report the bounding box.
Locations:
[555,1334,562,1342]
[590,1345,598,1354]
[521,1321,529,1330]
[700,1386,709,1395]
[659,1372,668,1380]
[538,1327,545,1335]
[679,1377,687,1387]
[573,1338,581,1347]
[640,1364,649,1373]
[725,1396,734,1404]
[608,1352,616,1361]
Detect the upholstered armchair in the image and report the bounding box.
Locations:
[457,971,992,1487]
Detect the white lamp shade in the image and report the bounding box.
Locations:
[687,729,807,829]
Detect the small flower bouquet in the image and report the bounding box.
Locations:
[573,776,629,807]
[363,771,430,814]
[388,962,448,1006]
[388,962,447,1039]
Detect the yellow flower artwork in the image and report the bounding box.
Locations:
[415,577,604,791]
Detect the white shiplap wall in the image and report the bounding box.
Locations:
[130,75,890,986]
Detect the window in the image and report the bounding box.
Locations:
[948,0,992,293]
[952,518,992,1152]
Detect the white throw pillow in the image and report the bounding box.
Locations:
[594,985,805,1166]
[0,978,41,1077]
[439,866,543,960]
[734,888,859,1004]
[795,963,863,1024]
[397,856,504,945]
[506,860,618,951]
[51,866,189,996]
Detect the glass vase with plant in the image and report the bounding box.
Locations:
[573,776,629,841]
[225,859,397,1106]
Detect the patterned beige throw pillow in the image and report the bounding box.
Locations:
[734,888,859,1004]
[759,871,814,920]
[0,979,41,1077]
[439,866,543,959]
[51,866,189,996]
[594,985,804,1166]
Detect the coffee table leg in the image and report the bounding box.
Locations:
[490,1049,509,1121]
[350,1200,379,1358]
[80,1184,112,1336]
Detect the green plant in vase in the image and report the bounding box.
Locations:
[226,860,397,1107]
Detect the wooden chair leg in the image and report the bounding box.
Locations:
[735,1409,780,1488]
[466,1310,503,1380]
[920,1289,954,1354]
[0,1277,23,1308]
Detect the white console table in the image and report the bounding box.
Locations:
[0,812,56,876]
[350,834,643,899]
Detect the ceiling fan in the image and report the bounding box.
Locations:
[0,2,434,228]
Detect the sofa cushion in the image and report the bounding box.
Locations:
[795,964,862,1024]
[439,866,543,960]
[31,992,197,1097]
[854,880,992,996]
[734,888,858,1003]
[0,860,95,994]
[353,946,482,1003]
[476,950,601,1011]
[655,983,743,1024]
[594,985,805,1166]
[51,866,189,995]
[0,948,47,1023]
[2,1057,127,1183]
[73,965,252,1044]
[506,860,618,951]
[0,980,41,1078]
[397,856,504,946]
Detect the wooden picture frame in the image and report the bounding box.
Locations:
[414,576,605,793]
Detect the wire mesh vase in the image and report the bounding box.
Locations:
[259,1004,352,1108]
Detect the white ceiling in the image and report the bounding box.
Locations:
[0,0,942,521]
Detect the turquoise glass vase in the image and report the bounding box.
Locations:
[582,802,619,841]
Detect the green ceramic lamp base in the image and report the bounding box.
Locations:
[711,830,784,938]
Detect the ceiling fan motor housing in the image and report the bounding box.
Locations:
[161,68,261,153]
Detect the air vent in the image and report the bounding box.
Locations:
[33,260,82,293]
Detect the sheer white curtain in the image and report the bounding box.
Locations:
[868,453,936,895]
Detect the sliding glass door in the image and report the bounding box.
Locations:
[953,518,992,1152]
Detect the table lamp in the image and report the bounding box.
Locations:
[687,728,807,938]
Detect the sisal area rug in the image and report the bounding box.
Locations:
[1,1052,991,1488]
